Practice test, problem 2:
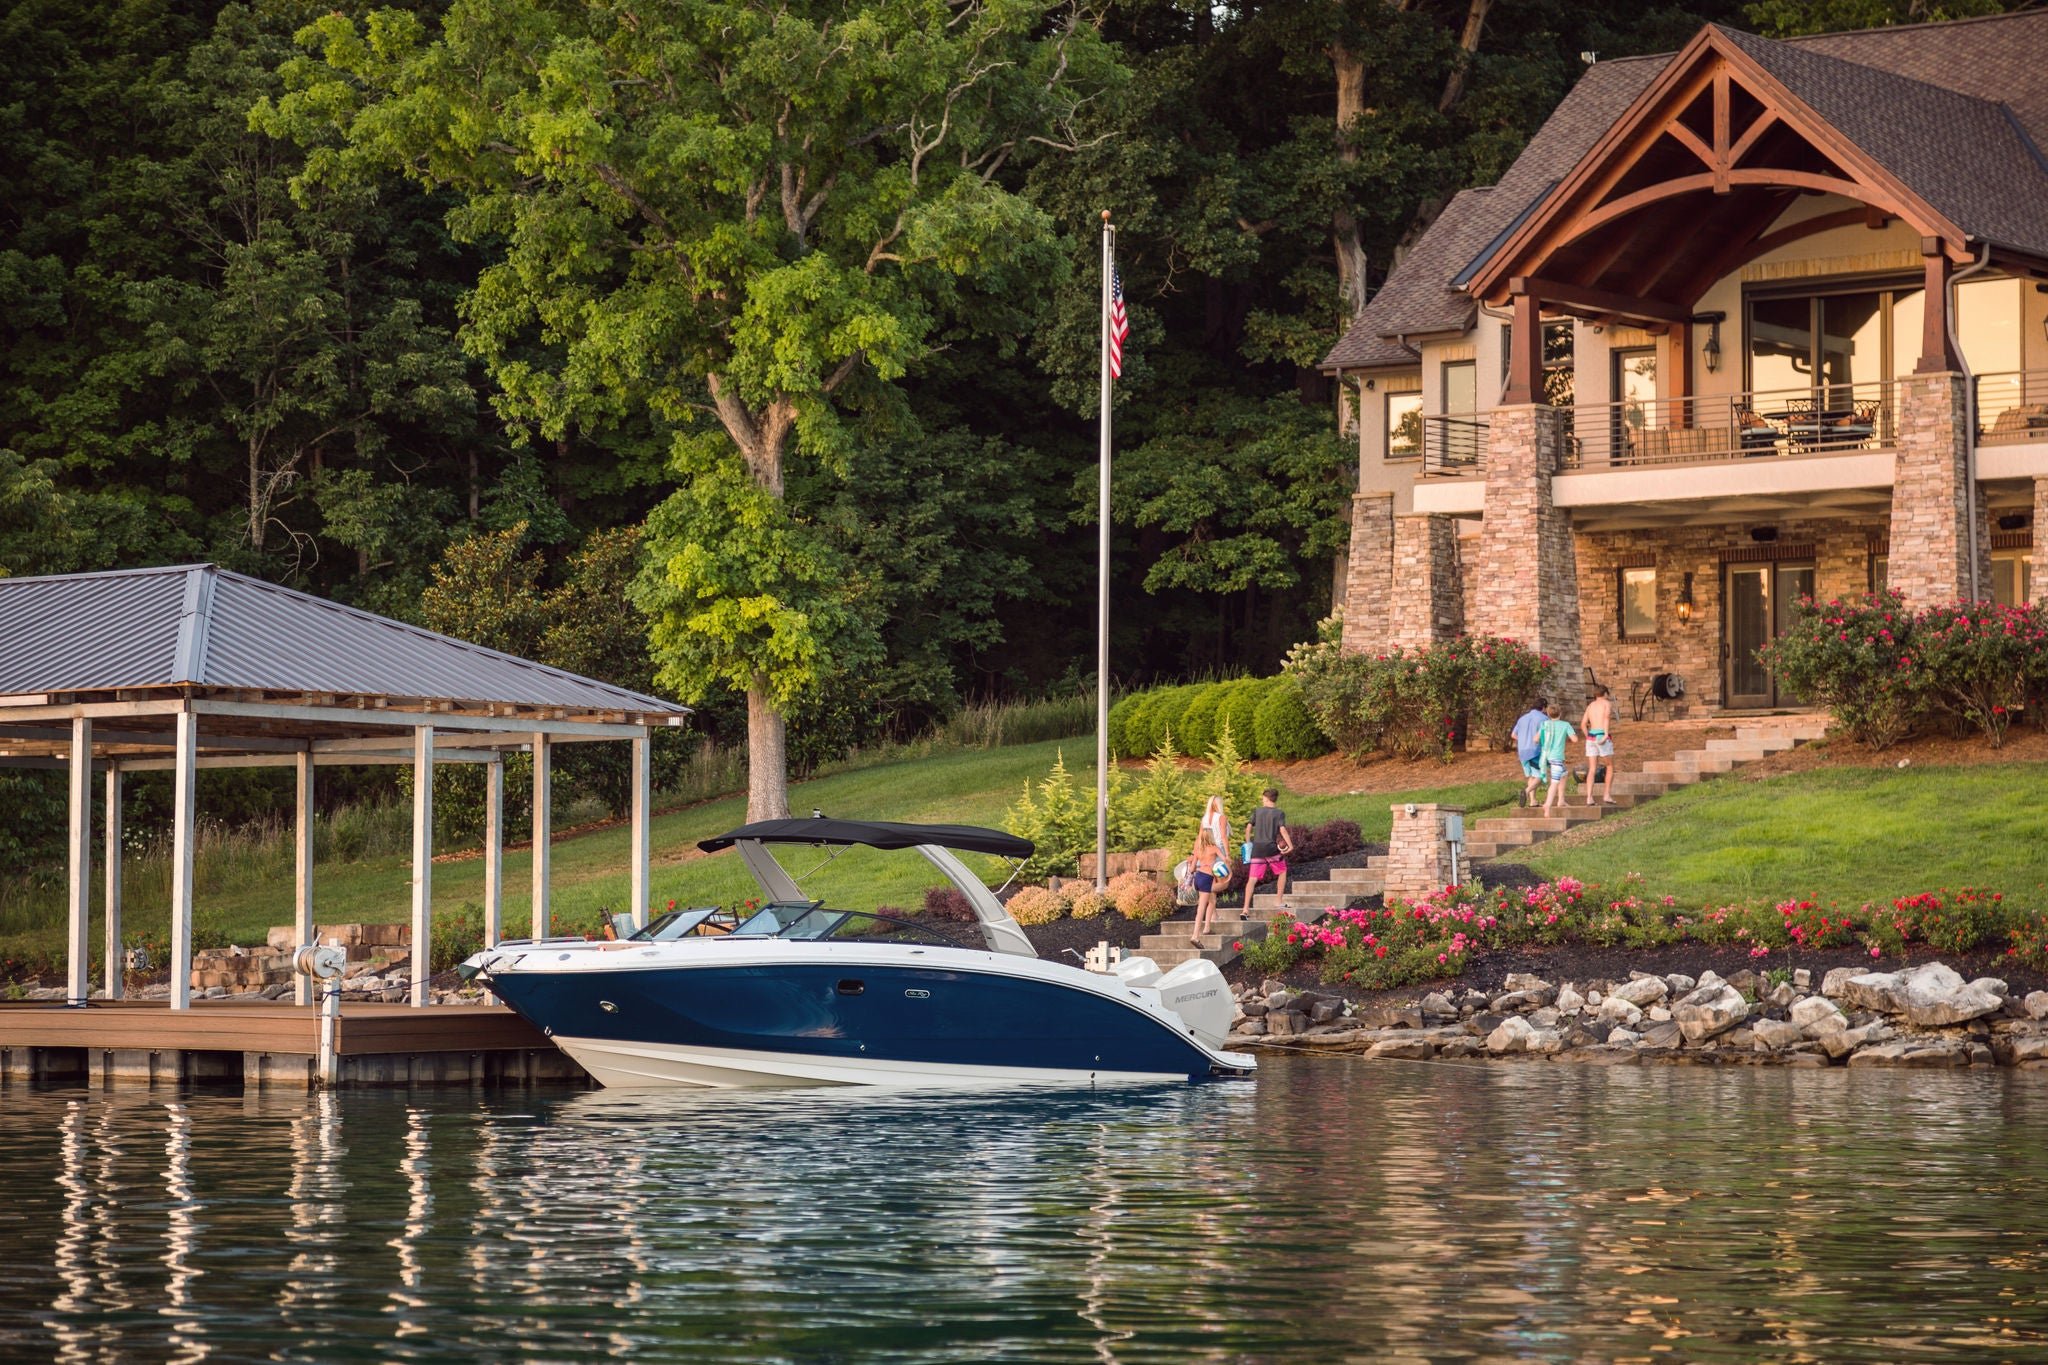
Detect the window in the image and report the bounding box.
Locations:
[1747,283,1920,399]
[1387,392,1423,459]
[1442,359,1477,415]
[1991,550,2034,607]
[1499,320,1576,406]
[1619,566,1657,639]
[1870,553,1889,593]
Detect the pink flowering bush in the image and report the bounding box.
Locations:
[1286,632,1555,763]
[1758,591,1927,750]
[1911,603,2044,748]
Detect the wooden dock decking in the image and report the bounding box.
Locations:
[0,1000,590,1089]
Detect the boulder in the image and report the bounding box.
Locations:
[1555,983,1585,1015]
[1610,976,1668,1007]
[1638,1021,1682,1049]
[1235,1019,1267,1037]
[1260,978,1288,997]
[1970,977,2009,1000]
[1790,996,1844,1030]
[1696,969,1725,990]
[1528,1007,1562,1029]
[1487,1016,1536,1054]
[1818,1021,1892,1060]
[1993,1034,2048,1065]
[1672,982,1749,1043]
[1763,982,1796,1010]
[1437,1037,1484,1059]
[1663,973,1696,994]
[1526,1028,1566,1055]
[1597,995,1644,1028]
[1368,1036,1434,1060]
[1503,972,1554,994]
[1308,1000,1345,1025]
[1490,987,1557,1014]
[1841,963,2002,1027]
[1792,968,1812,988]
[1420,991,1458,1021]
[1356,1003,1424,1029]
[1724,969,1763,998]
[1585,989,1604,1006]
[2028,991,2048,1021]
[1965,1041,1995,1067]
[1564,1022,1611,1048]
[1847,1039,1969,1069]
[1608,1026,1640,1046]
[1647,1005,1673,1023]
[1264,991,1295,1011]
[1239,1001,1269,1018]
[1821,966,1863,999]
[1267,1010,1306,1037]
[1466,1012,1507,1038]
[1751,1018,1806,1050]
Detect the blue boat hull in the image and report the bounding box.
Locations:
[486,960,1231,1085]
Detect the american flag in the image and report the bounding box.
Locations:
[1107,263,1130,379]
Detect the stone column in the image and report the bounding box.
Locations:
[1471,405,1585,706]
[1340,491,1394,653]
[2034,479,2048,606]
[1384,803,1466,901]
[1388,513,1464,649]
[1887,372,1979,603]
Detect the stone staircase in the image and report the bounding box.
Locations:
[1459,715,1827,860]
[1129,715,1826,967]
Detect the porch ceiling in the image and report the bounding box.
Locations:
[1567,485,1893,534]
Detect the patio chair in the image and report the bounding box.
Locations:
[1737,408,1780,455]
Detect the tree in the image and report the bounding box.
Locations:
[264,0,1120,818]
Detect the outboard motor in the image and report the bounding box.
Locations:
[1154,959,1233,1049]
[1112,955,1162,990]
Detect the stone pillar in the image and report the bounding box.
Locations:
[1388,513,1464,649]
[1385,803,1466,901]
[1887,372,1978,603]
[2034,479,2048,606]
[1471,405,1585,706]
[1340,491,1394,653]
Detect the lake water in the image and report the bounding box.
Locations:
[4,1056,2048,1362]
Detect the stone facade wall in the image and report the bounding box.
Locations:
[1340,491,1394,653]
[1384,803,1466,901]
[1574,520,1881,709]
[1888,373,1984,604]
[1388,513,1464,649]
[1471,406,1585,707]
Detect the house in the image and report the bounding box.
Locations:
[1321,12,2048,712]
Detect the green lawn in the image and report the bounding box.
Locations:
[0,739,1519,969]
[1526,763,2048,907]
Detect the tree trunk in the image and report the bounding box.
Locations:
[746,675,791,821]
[248,435,265,551]
[1329,37,1370,322]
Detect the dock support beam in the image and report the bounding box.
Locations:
[293,752,316,1006]
[103,765,122,1000]
[410,726,434,1008]
[170,711,197,1010]
[484,757,504,947]
[531,732,551,939]
[630,728,651,930]
[66,717,92,1006]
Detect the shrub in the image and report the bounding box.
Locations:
[1911,602,2044,748]
[1176,682,1233,755]
[923,886,977,923]
[1005,886,1064,925]
[1225,678,1276,755]
[1056,880,1112,918]
[1253,676,1330,759]
[1108,871,1173,924]
[1236,922,1300,975]
[1106,692,1146,759]
[1286,634,1554,761]
[1286,640,1389,756]
[1114,732,1198,854]
[1759,591,1928,750]
[1003,750,1116,881]
[1468,636,1555,750]
[1198,720,1266,847]
[1288,819,1363,863]
[1121,689,1172,758]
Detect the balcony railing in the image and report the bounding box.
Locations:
[1976,370,2048,445]
[1421,413,1488,477]
[1559,380,1897,470]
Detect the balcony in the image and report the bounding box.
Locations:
[1421,413,1488,478]
[1977,370,2048,446]
[1563,380,1897,469]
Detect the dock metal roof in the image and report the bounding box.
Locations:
[0,563,688,717]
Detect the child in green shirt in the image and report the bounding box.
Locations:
[1537,703,1578,815]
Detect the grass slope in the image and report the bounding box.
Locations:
[1527,763,2048,907]
[1,738,1519,968]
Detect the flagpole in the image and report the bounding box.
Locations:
[1096,209,1112,893]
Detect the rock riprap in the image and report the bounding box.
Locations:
[1226,962,2048,1068]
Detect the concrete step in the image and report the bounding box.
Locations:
[1137,944,1238,969]
[1321,866,1386,885]
[1643,754,1734,775]
[1284,878,1384,904]
[1724,731,1799,752]
[1700,740,1772,758]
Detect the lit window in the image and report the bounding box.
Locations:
[1387,393,1423,459]
[1991,550,2034,607]
[1619,567,1657,639]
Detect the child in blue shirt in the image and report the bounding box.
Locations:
[1537,702,1579,815]
[1511,697,1549,808]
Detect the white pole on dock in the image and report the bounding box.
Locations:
[630,728,652,930]
[409,725,434,1008]
[532,732,552,938]
[65,716,92,1007]
[484,756,504,948]
[102,766,122,1001]
[1095,209,1113,893]
[293,752,315,1007]
[169,710,197,1011]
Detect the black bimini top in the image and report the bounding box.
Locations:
[697,818,1033,859]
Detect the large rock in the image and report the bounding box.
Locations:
[1420,991,1458,1021]
[1503,972,1553,994]
[1554,983,1585,1015]
[1790,996,1844,1030]
[1238,1000,1269,1018]
[1368,1036,1433,1060]
[1598,995,1644,1028]
[1663,973,1697,994]
[1993,1034,2048,1065]
[1526,1028,1566,1055]
[1821,966,1863,999]
[1763,982,1796,1010]
[1308,999,1345,1025]
[1970,977,2009,1000]
[1751,1018,1806,1050]
[1638,1021,1682,1049]
[2028,992,2048,1021]
[1608,1026,1640,1046]
[1610,976,1668,1007]
[1487,1016,1536,1054]
[1673,983,1749,1043]
[1357,1003,1424,1030]
[1528,1006,1562,1029]
[1646,1005,1673,1023]
[1819,1021,1893,1060]
[1267,1009,1306,1037]
[1847,1039,1969,1068]
[1840,963,2003,1027]
[1491,987,1557,1014]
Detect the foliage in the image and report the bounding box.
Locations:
[1175,682,1233,756]
[1236,923,1300,977]
[1253,675,1330,759]
[1056,880,1112,919]
[1909,602,2044,748]
[1759,592,1928,750]
[1106,692,1146,761]
[1286,633,1553,762]
[1003,750,1110,883]
[1107,871,1173,925]
[1004,885,1064,926]
[1113,732,1200,854]
[1224,678,1277,757]
[1468,637,1556,751]
[921,887,978,925]
[1287,819,1364,863]
[1122,683,1202,759]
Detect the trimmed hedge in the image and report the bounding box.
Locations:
[1102,675,1331,760]
[1253,676,1330,759]
[1176,682,1231,755]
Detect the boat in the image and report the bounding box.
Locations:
[461,817,1256,1088]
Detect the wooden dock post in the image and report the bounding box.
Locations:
[410,726,434,1008]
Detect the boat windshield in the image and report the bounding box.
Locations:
[729,902,971,949]
[629,907,733,941]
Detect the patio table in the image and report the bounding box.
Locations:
[1764,409,1871,452]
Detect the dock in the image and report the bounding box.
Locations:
[0,1000,591,1089]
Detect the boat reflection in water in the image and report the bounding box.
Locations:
[464,818,1254,1088]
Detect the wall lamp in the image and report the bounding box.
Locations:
[1677,572,1695,624]
[1693,312,1727,374]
